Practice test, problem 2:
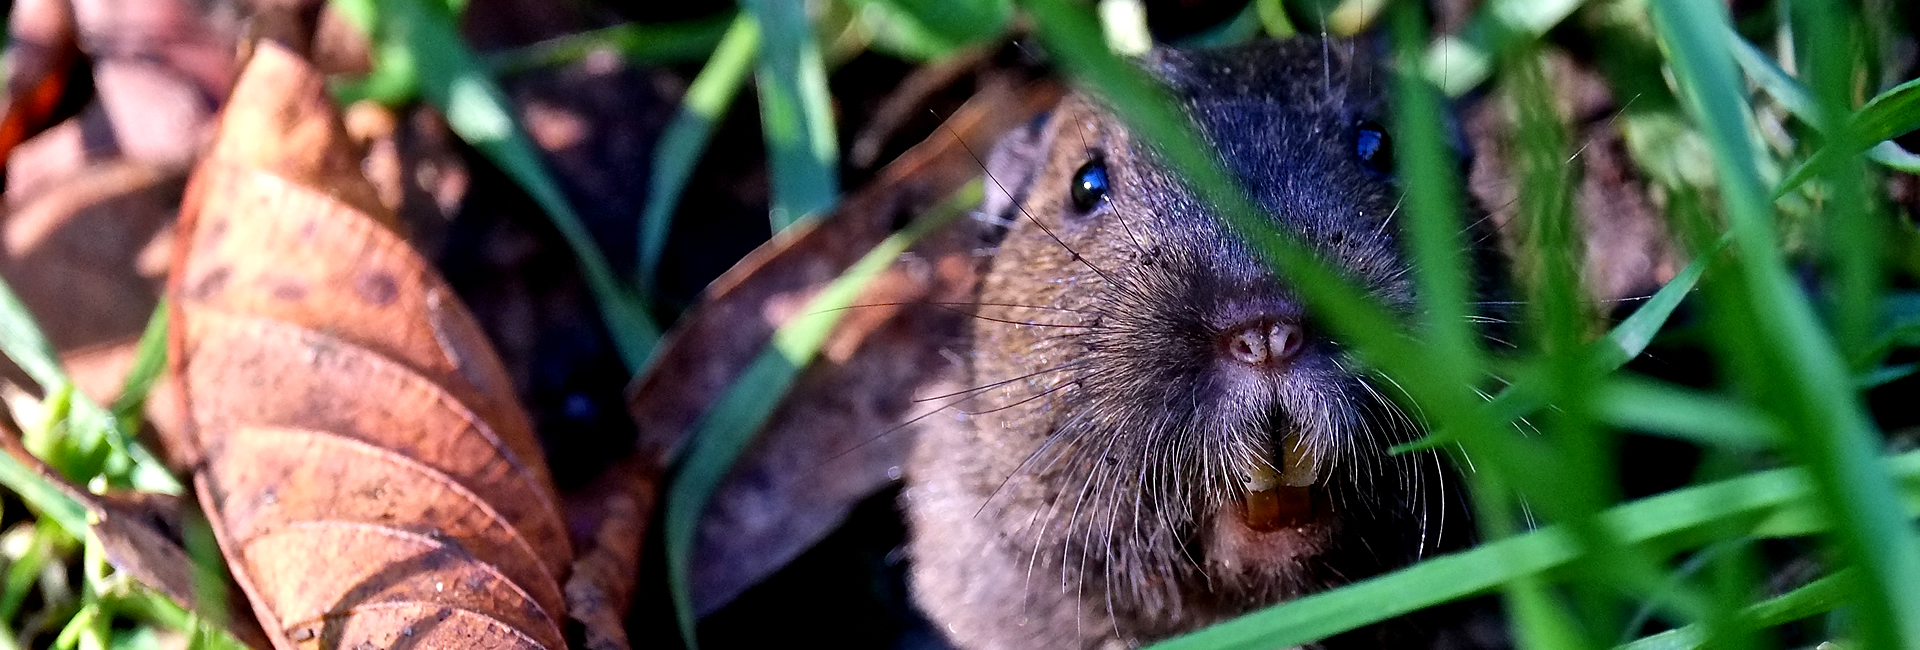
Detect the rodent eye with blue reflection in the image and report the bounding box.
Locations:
[1354,121,1393,175]
[1069,158,1110,213]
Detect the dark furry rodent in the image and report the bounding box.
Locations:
[904,39,1496,649]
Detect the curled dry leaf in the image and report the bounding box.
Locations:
[562,456,656,650]
[0,0,81,162]
[169,43,569,650]
[626,76,1062,614]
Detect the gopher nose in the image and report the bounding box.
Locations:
[1220,319,1305,369]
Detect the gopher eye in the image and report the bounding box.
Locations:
[1069,158,1109,213]
[1354,121,1393,175]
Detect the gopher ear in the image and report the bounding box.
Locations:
[979,110,1055,244]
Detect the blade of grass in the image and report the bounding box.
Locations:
[743,0,840,231]
[1391,6,1478,378]
[1774,75,1920,195]
[0,272,68,391]
[485,13,736,75]
[1255,0,1296,37]
[330,0,660,371]
[1150,449,1920,650]
[636,16,760,297]
[847,0,1013,61]
[1592,377,1774,450]
[1422,0,1588,97]
[1793,0,1884,371]
[0,526,52,623]
[110,302,167,423]
[662,181,979,647]
[1653,1,1920,647]
[0,447,87,543]
[1392,245,1713,455]
[1734,33,1920,177]
[110,591,250,650]
[0,277,178,494]
[1615,569,1857,650]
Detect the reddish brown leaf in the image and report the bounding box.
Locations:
[0,421,273,648]
[626,76,1062,614]
[170,43,568,650]
[0,0,81,162]
[563,456,656,650]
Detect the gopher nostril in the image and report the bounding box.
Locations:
[1221,320,1304,368]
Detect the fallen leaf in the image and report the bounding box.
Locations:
[562,456,657,650]
[626,76,1061,615]
[68,0,244,167]
[0,0,81,163]
[170,43,568,650]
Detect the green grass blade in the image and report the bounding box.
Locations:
[0,450,90,536]
[330,0,660,371]
[1760,48,1920,193]
[1256,0,1295,37]
[1653,1,1920,646]
[0,276,179,494]
[110,301,168,422]
[1422,0,1588,96]
[743,0,841,231]
[636,16,761,297]
[1793,0,1884,369]
[485,13,736,75]
[1592,377,1773,450]
[848,0,1013,61]
[0,271,70,391]
[1849,76,1920,148]
[1390,6,1478,376]
[1616,569,1857,650]
[1393,204,1714,456]
[1150,450,1920,650]
[661,182,978,648]
[1729,37,1817,120]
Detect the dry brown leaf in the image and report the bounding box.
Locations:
[2,162,180,353]
[0,0,81,162]
[170,43,568,650]
[626,76,1062,614]
[562,456,656,650]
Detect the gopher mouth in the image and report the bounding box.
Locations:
[1239,431,1320,531]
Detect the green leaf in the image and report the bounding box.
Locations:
[1592,377,1773,450]
[1653,0,1920,646]
[328,0,660,371]
[1256,0,1295,37]
[662,182,979,647]
[1616,569,1857,650]
[847,0,1012,61]
[637,16,761,297]
[744,0,841,231]
[1751,37,1920,193]
[485,13,737,75]
[110,301,168,423]
[0,269,70,391]
[0,275,178,494]
[1149,451,1920,650]
[1849,76,1920,149]
[0,451,88,538]
[1421,0,1589,96]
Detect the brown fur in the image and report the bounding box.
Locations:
[905,39,1497,649]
